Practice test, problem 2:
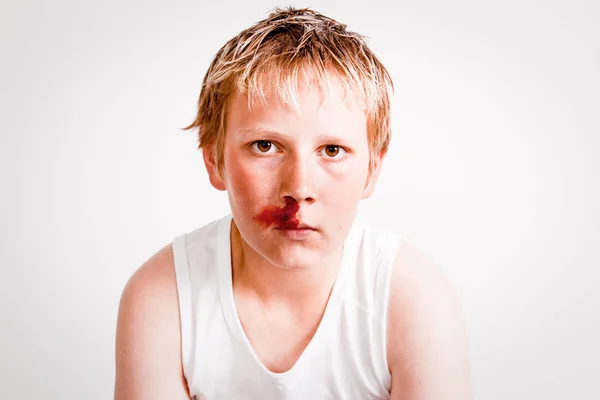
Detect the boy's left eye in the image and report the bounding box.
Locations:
[322,145,346,158]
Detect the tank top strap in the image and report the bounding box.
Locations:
[372,229,407,387]
[172,233,194,381]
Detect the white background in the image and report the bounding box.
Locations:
[1,0,598,398]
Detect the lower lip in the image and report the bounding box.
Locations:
[275,228,315,240]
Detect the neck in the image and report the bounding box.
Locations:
[230,219,344,311]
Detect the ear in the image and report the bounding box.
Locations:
[202,142,227,191]
[361,150,386,200]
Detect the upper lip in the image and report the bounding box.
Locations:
[277,223,315,229]
[296,224,314,229]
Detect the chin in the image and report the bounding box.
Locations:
[265,246,323,270]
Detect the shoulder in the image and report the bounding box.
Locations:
[117,244,179,325]
[386,241,459,311]
[385,241,472,399]
[117,244,179,335]
[114,243,191,399]
[120,243,177,302]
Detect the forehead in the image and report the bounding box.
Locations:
[226,74,367,138]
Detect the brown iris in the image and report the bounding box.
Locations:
[325,145,339,157]
[256,141,271,152]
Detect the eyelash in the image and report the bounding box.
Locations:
[249,140,349,162]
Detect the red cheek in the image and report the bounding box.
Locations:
[255,197,300,228]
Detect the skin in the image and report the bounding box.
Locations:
[114,75,472,399]
[114,244,191,400]
[207,77,380,303]
[387,241,472,399]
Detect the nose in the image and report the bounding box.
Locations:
[279,152,316,204]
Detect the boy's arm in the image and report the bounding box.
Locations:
[387,242,472,400]
[114,244,192,400]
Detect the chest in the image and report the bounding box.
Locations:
[234,295,327,373]
[188,301,392,400]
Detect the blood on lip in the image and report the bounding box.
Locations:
[255,197,300,229]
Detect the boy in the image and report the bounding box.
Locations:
[114,7,471,400]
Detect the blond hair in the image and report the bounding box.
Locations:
[183,7,394,183]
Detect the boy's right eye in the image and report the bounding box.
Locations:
[250,140,278,154]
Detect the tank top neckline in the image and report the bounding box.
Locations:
[215,214,361,383]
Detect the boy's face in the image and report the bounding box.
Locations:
[204,77,384,269]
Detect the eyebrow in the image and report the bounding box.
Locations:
[237,128,347,143]
[237,128,281,137]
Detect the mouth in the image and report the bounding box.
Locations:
[274,223,317,240]
[275,224,315,230]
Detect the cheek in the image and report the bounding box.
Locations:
[225,155,272,202]
[329,183,363,211]
[334,163,369,195]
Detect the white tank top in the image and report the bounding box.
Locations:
[172,213,405,399]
